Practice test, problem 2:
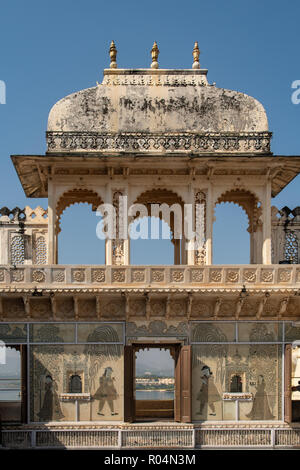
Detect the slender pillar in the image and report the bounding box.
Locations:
[105,183,113,265]
[205,182,213,265]
[262,180,272,264]
[47,179,57,264]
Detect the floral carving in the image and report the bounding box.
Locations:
[72,269,85,282]
[151,301,165,316]
[152,270,164,282]
[192,302,211,317]
[278,269,292,283]
[130,300,146,316]
[32,270,46,283]
[210,270,222,282]
[170,301,185,316]
[226,270,239,283]
[261,270,274,283]
[132,270,145,282]
[11,269,24,282]
[92,269,105,283]
[171,270,184,282]
[191,269,204,282]
[243,270,257,283]
[112,270,125,282]
[53,270,65,283]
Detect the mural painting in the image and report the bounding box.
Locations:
[192,322,282,421]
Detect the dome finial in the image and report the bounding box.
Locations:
[151,41,159,69]
[192,41,200,69]
[109,40,117,69]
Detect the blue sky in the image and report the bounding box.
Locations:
[0,0,299,264]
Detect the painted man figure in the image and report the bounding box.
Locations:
[94,367,118,416]
[196,365,221,417]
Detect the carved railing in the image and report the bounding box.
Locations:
[2,426,300,449]
[0,264,299,288]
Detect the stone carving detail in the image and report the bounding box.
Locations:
[11,269,24,282]
[47,131,272,154]
[151,301,166,317]
[102,300,124,318]
[126,320,188,337]
[296,270,300,283]
[32,270,46,283]
[0,269,4,282]
[53,270,65,283]
[170,300,186,317]
[152,270,164,282]
[171,270,184,282]
[112,269,125,283]
[91,269,105,283]
[226,270,239,283]
[112,191,125,265]
[34,235,47,264]
[194,191,206,265]
[72,269,85,282]
[210,270,222,282]
[260,270,274,283]
[191,269,204,282]
[10,235,25,265]
[285,231,298,263]
[278,269,292,283]
[191,301,212,317]
[129,299,146,317]
[132,270,145,282]
[243,270,257,283]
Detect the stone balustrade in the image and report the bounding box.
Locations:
[0,264,299,290]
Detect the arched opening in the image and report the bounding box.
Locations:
[129,217,174,265]
[58,203,105,264]
[129,189,186,265]
[56,189,105,265]
[213,202,250,264]
[214,189,262,264]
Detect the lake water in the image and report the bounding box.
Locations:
[136,390,174,400]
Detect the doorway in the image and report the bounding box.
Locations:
[124,343,191,423]
[134,346,175,420]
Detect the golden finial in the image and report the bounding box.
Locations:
[151,41,159,69]
[192,41,200,69]
[109,40,117,69]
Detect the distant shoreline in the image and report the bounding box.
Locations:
[136,389,174,392]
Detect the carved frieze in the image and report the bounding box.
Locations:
[47,131,272,154]
[91,269,105,283]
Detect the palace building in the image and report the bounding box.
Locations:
[1,41,300,449]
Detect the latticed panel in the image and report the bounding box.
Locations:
[36,430,118,448]
[34,235,47,264]
[285,231,299,263]
[10,234,25,265]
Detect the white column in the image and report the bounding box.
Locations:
[205,182,213,265]
[105,182,113,265]
[262,180,272,264]
[47,179,57,264]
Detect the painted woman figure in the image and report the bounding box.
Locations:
[37,375,64,421]
[246,375,275,420]
[93,367,118,416]
[196,365,221,417]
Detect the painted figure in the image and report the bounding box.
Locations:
[196,365,221,417]
[94,367,118,416]
[246,375,275,420]
[37,375,64,421]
